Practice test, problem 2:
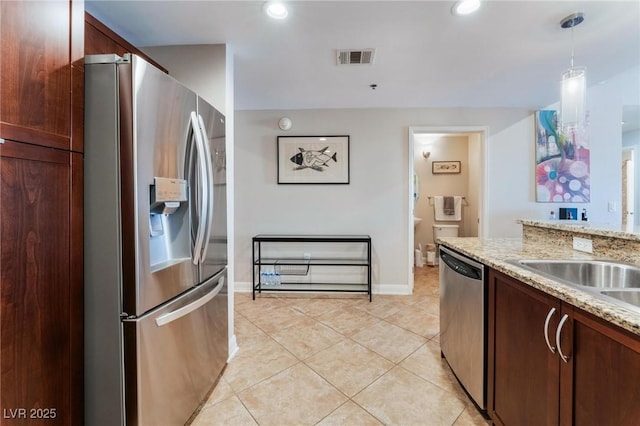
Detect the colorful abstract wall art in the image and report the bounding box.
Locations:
[535,110,590,203]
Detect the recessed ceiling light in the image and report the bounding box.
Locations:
[263,1,288,19]
[452,0,481,16]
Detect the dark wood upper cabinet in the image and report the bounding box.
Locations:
[85,12,168,73]
[0,0,83,152]
[71,0,85,153]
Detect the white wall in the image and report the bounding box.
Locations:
[234,108,531,293]
[235,65,638,292]
[142,44,227,114]
[224,46,237,359]
[581,65,640,225]
[493,66,640,229]
[623,128,640,225]
[467,133,482,237]
[149,49,636,294]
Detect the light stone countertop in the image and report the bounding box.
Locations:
[517,219,640,241]
[437,237,640,337]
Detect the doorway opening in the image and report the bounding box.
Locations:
[408,126,488,293]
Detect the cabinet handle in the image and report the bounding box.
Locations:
[556,314,571,363]
[544,307,557,353]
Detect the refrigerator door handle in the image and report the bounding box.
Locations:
[197,114,215,264]
[154,276,225,327]
[190,111,209,264]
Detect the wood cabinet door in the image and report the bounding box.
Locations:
[85,12,169,73]
[0,0,84,152]
[559,306,640,426]
[0,140,83,424]
[71,0,85,153]
[488,270,560,426]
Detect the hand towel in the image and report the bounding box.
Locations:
[443,196,455,215]
[434,196,462,221]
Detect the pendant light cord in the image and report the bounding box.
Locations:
[570,24,575,68]
[561,12,584,68]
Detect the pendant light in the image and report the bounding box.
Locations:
[560,13,586,132]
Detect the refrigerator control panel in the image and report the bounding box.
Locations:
[151,177,187,215]
[153,177,188,202]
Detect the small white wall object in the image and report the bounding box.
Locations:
[278,117,292,130]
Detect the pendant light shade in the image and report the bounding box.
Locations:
[559,13,586,131]
[561,66,586,128]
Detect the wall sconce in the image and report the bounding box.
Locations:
[422,151,431,160]
[560,12,586,131]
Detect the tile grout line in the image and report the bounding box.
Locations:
[213,267,483,426]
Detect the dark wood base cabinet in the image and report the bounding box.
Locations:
[1,141,83,424]
[488,269,640,426]
[563,306,640,426]
[488,269,560,426]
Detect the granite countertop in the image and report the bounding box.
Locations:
[437,237,640,337]
[517,219,640,241]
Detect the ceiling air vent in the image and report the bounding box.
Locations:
[337,49,375,65]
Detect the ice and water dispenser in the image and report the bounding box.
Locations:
[149,177,190,271]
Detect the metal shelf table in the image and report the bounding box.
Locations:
[252,234,372,301]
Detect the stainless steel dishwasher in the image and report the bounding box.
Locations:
[439,246,487,411]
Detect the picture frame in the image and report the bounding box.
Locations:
[432,161,461,174]
[534,109,590,203]
[277,135,350,184]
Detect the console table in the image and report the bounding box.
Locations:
[252,234,372,301]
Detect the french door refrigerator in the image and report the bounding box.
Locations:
[84,54,228,425]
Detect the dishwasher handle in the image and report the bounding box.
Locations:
[440,248,483,280]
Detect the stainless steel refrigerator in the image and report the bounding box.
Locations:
[84,53,228,425]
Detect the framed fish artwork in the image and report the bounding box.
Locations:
[277,135,350,184]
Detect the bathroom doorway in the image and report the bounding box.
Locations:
[407,126,488,293]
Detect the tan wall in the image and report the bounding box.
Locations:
[413,134,475,247]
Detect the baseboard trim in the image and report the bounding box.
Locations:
[228,334,239,362]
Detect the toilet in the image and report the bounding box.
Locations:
[432,224,459,265]
[433,224,459,240]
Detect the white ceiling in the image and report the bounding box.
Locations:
[86,1,640,111]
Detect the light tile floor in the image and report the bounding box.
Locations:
[192,266,491,426]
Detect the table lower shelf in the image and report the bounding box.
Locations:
[252,235,372,301]
[254,282,369,294]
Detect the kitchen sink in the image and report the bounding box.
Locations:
[600,291,640,308]
[512,259,640,289]
[508,259,640,313]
